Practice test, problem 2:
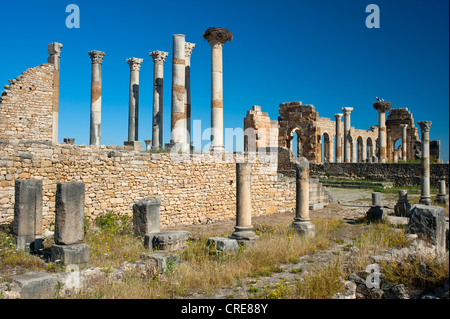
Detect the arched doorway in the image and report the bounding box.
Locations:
[367,137,374,160]
[322,132,332,162]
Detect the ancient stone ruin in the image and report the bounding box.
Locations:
[0,29,448,300]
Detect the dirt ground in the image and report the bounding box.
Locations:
[163,187,411,299]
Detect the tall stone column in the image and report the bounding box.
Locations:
[170,34,188,152]
[126,57,143,143]
[203,28,233,152]
[185,42,195,149]
[229,163,258,241]
[334,113,343,163]
[373,101,392,163]
[292,157,315,237]
[342,107,353,163]
[149,50,169,150]
[88,50,105,146]
[400,124,408,161]
[418,121,432,205]
[48,42,63,145]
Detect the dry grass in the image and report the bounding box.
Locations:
[72,217,343,299]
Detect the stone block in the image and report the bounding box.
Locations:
[292,220,315,238]
[144,231,190,252]
[207,237,240,255]
[12,179,43,251]
[366,206,386,222]
[408,205,446,254]
[54,182,85,245]
[13,272,58,299]
[140,251,180,274]
[51,244,90,265]
[124,141,142,151]
[309,202,324,210]
[133,197,161,237]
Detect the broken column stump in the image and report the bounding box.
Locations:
[12,180,44,252]
[133,196,190,252]
[394,190,411,217]
[366,192,386,221]
[51,182,89,265]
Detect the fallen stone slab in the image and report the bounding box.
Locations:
[140,251,180,274]
[144,231,190,252]
[12,272,58,299]
[207,237,240,255]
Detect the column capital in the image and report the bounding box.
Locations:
[341,107,353,114]
[334,113,343,120]
[185,42,196,58]
[400,124,408,128]
[418,121,432,132]
[149,50,169,64]
[88,50,105,64]
[126,57,144,71]
[48,42,63,57]
[373,101,392,113]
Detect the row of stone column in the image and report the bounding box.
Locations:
[86,28,231,152]
[334,103,410,163]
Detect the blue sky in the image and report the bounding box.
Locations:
[1,0,448,161]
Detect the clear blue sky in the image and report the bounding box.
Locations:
[1,0,448,161]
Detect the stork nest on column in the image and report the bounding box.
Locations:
[202,27,233,44]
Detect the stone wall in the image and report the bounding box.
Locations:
[310,162,450,187]
[0,63,55,142]
[0,141,316,231]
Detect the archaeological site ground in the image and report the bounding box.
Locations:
[0,3,448,314]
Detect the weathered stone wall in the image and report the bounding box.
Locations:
[0,141,306,231]
[0,64,55,142]
[310,162,450,187]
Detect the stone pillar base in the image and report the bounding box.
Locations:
[16,236,44,252]
[51,244,90,265]
[435,194,449,206]
[419,197,433,206]
[144,231,190,252]
[366,206,386,221]
[229,226,259,242]
[124,141,142,151]
[292,219,315,237]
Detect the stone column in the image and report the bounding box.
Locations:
[185,42,195,149]
[170,35,188,152]
[435,180,449,205]
[229,163,258,241]
[292,157,315,237]
[126,57,143,143]
[12,180,43,252]
[342,107,353,163]
[48,42,63,144]
[373,101,392,163]
[88,50,105,146]
[203,28,233,152]
[52,182,89,265]
[334,113,343,163]
[149,50,169,150]
[418,121,432,205]
[400,124,408,161]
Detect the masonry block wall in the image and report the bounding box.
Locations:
[0,64,55,142]
[310,162,449,187]
[0,142,324,230]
